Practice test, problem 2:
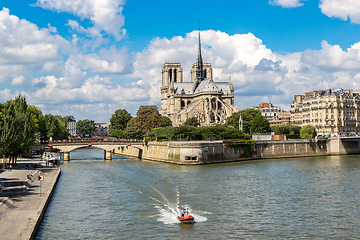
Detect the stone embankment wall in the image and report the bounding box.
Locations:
[255,139,328,159]
[114,137,360,165]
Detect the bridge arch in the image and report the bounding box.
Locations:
[51,143,118,161]
[47,141,144,161]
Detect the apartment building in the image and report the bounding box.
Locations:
[66,116,77,137]
[253,103,290,126]
[290,89,360,136]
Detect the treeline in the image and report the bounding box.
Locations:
[0,95,67,163]
[110,105,317,141]
[109,105,172,139]
[149,125,247,141]
[110,105,252,141]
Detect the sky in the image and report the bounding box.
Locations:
[1,0,360,123]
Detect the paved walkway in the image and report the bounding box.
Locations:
[0,159,61,240]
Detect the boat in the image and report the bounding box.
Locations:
[177,215,195,224]
[41,152,61,165]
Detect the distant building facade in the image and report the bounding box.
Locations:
[93,123,110,137]
[66,116,77,137]
[160,30,238,126]
[290,88,360,136]
[253,103,290,126]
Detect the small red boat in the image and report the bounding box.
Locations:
[177,215,195,224]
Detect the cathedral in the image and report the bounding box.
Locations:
[160,30,239,126]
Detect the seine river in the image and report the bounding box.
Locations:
[36,148,360,239]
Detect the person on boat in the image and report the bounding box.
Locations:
[186,208,190,216]
[181,208,185,217]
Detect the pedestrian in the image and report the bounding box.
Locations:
[9,164,12,171]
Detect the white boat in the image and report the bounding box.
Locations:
[42,152,60,163]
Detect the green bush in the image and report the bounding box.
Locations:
[286,134,301,139]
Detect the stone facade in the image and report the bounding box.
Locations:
[252,103,290,126]
[160,30,238,126]
[66,116,77,137]
[291,88,360,136]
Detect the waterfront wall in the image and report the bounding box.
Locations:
[255,139,328,159]
[114,138,360,165]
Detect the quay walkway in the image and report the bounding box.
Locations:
[0,159,61,240]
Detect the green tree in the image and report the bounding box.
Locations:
[0,102,20,161]
[27,105,46,140]
[226,109,262,134]
[143,114,162,131]
[77,119,96,137]
[123,127,144,139]
[251,115,271,133]
[0,95,36,164]
[0,103,4,125]
[160,116,172,127]
[44,114,61,140]
[110,129,124,139]
[289,125,301,135]
[184,117,200,127]
[132,105,160,130]
[300,125,317,138]
[110,109,132,131]
[57,116,68,139]
[226,111,241,128]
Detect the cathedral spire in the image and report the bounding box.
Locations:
[195,28,204,82]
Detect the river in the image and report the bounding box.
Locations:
[36,147,360,239]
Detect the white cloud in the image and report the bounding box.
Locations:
[320,0,360,24]
[269,0,306,8]
[11,75,25,85]
[131,30,360,114]
[0,8,68,66]
[4,22,360,123]
[35,0,126,40]
[0,7,69,87]
[301,40,360,71]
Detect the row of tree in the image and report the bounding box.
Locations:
[0,96,69,163]
[109,105,317,140]
[109,105,172,139]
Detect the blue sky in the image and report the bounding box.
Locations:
[1,0,360,122]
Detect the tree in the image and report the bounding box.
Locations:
[132,105,160,130]
[123,127,144,139]
[44,114,60,140]
[289,125,301,135]
[77,119,96,137]
[226,111,241,128]
[57,116,68,139]
[226,109,262,134]
[300,125,317,138]
[184,117,200,127]
[143,114,162,131]
[0,95,36,164]
[110,109,132,131]
[251,115,271,133]
[27,105,46,141]
[110,129,124,139]
[271,125,302,135]
[160,116,172,127]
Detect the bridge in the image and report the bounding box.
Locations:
[339,136,360,142]
[48,141,143,161]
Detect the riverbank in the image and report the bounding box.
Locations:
[0,159,61,240]
[113,137,360,164]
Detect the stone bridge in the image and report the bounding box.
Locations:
[49,141,143,161]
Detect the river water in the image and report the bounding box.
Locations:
[36,148,360,239]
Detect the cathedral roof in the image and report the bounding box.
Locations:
[174,79,231,95]
[194,79,220,94]
[174,83,194,95]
